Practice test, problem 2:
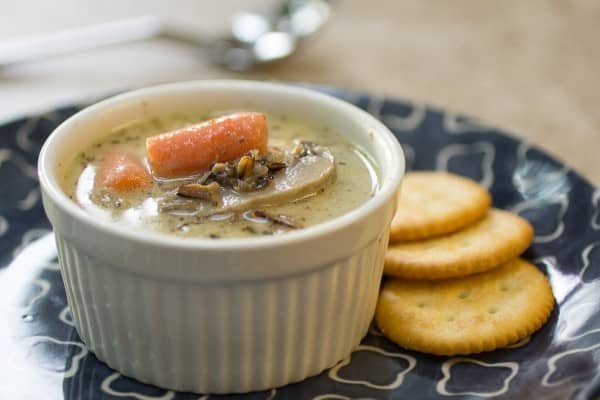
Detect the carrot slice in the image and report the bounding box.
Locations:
[95,149,152,192]
[146,112,268,178]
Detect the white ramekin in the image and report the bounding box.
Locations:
[38,80,404,394]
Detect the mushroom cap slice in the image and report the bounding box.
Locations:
[160,148,336,216]
[219,149,336,214]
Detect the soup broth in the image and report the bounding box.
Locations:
[61,113,377,238]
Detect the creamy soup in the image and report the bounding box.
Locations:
[61,112,377,238]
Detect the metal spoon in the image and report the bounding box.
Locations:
[0,0,331,71]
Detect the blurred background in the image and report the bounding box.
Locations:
[1,0,599,183]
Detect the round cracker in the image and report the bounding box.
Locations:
[375,258,555,356]
[390,171,491,242]
[385,209,533,279]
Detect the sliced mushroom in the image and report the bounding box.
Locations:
[209,148,335,215]
[177,182,221,204]
[160,146,335,216]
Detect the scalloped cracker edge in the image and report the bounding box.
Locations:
[375,258,555,356]
[385,209,533,279]
[390,171,491,242]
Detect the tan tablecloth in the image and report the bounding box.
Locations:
[1,0,598,184]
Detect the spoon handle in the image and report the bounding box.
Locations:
[0,16,165,67]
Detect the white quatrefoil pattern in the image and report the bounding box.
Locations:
[1,90,599,399]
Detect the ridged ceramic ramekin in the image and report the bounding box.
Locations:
[38,80,404,393]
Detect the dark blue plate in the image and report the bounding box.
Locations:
[1,86,599,400]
